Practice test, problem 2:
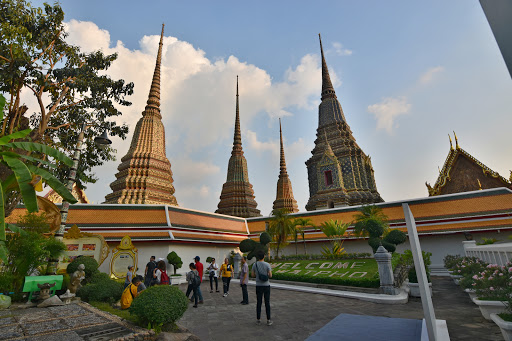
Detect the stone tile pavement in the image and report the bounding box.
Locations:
[0,302,149,341]
[178,277,504,340]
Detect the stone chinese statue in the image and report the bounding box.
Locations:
[68,263,86,294]
[37,282,56,301]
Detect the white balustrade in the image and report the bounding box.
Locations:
[463,241,512,267]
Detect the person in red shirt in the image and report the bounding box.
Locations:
[194,256,204,304]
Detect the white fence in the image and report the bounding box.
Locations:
[463,240,512,266]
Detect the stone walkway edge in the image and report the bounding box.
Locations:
[247,280,409,304]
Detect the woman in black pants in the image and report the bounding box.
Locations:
[207,258,219,293]
[219,258,233,297]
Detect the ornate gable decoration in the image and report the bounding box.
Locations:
[426,133,511,196]
[45,183,90,204]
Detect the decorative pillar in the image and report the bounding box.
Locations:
[233,253,242,279]
[374,245,396,295]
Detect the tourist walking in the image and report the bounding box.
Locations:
[186,263,200,308]
[124,265,134,289]
[207,258,219,293]
[153,260,170,285]
[219,257,233,297]
[240,256,249,304]
[144,256,157,287]
[121,277,142,309]
[193,256,204,304]
[251,250,272,325]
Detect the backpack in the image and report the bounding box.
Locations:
[255,262,269,282]
[192,271,201,287]
[160,270,170,285]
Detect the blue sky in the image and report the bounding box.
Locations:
[29,1,512,214]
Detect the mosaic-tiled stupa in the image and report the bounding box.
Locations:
[104,25,178,205]
[305,34,382,210]
[215,77,261,218]
[272,119,299,213]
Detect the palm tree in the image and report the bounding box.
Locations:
[267,208,295,259]
[352,205,389,237]
[293,217,314,255]
[320,219,349,255]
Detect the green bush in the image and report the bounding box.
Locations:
[167,251,183,275]
[272,271,380,288]
[66,256,99,281]
[130,285,188,329]
[77,274,123,304]
[443,254,461,269]
[404,250,432,283]
[278,253,372,261]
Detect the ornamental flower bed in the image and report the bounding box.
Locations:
[451,257,488,290]
[472,263,512,301]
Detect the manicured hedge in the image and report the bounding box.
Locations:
[276,253,372,261]
[272,272,380,288]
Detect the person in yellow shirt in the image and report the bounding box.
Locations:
[219,258,233,297]
[121,276,142,309]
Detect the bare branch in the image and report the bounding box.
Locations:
[46,123,71,131]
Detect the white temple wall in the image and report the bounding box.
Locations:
[98,241,238,278]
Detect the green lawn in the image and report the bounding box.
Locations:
[268,258,380,288]
[89,301,139,324]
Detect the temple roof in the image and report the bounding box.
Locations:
[426,133,511,196]
[44,183,89,204]
[249,187,512,240]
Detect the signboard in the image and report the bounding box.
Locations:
[58,225,109,273]
[110,236,138,279]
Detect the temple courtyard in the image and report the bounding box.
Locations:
[177,277,502,341]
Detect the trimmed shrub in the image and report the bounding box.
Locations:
[167,251,183,275]
[129,285,188,329]
[384,230,407,245]
[272,271,380,288]
[77,273,123,303]
[66,256,99,281]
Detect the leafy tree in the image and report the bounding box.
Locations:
[16,211,51,233]
[353,205,406,253]
[0,1,133,215]
[0,94,76,261]
[319,219,349,256]
[293,217,313,255]
[167,251,183,275]
[268,208,295,259]
[239,232,271,260]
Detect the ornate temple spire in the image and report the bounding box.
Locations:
[273,119,298,213]
[306,34,382,210]
[104,24,178,205]
[144,24,164,119]
[319,33,336,101]
[233,75,242,154]
[216,77,261,218]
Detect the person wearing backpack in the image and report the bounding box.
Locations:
[121,276,142,309]
[154,260,169,285]
[144,256,157,287]
[251,250,272,326]
[186,263,200,308]
[193,256,204,304]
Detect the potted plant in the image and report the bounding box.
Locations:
[167,251,183,285]
[472,263,510,320]
[453,257,487,300]
[404,250,432,297]
[490,294,512,341]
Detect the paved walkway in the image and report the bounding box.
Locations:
[0,302,149,341]
[178,276,504,341]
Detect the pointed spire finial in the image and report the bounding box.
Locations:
[448,134,453,150]
[279,118,287,174]
[453,131,459,149]
[232,76,242,154]
[319,33,336,101]
[477,179,482,190]
[143,24,165,119]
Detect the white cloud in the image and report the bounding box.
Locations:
[246,130,279,156]
[332,42,353,56]
[172,159,220,184]
[368,97,411,134]
[419,66,444,85]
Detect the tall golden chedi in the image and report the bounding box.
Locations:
[215,77,261,218]
[305,34,382,210]
[272,119,299,213]
[104,25,178,205]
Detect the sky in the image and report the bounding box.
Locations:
[27,1,512,215]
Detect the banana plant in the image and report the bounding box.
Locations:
[0,94,77,262]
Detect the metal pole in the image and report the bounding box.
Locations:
[55,123,87,239]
